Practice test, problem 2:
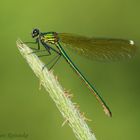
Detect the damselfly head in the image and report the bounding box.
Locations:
[32,28,40,38]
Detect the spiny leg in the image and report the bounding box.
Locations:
[46,54,60,66]
[23,38,40,50]
[31,47,61,70]
[42,53,61,70]
[48,54,61,70]
[45,45,62,70]
[38,53,51,58]
[23,42,38,50]
[28,49,48,55]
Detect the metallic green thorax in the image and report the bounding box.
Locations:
[40,32,59,44]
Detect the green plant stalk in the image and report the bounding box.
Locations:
[17,39,96,140]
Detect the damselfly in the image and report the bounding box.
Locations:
[25,28,136,117]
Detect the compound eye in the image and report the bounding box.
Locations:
[32,28,39,37]
[33,30,36,34]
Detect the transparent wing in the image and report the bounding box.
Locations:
[58,33,137,61]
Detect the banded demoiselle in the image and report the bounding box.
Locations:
[25,28,136,117]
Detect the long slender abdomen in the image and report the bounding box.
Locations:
[56,42,112,117]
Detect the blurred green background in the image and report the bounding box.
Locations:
[0,0,140,140]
